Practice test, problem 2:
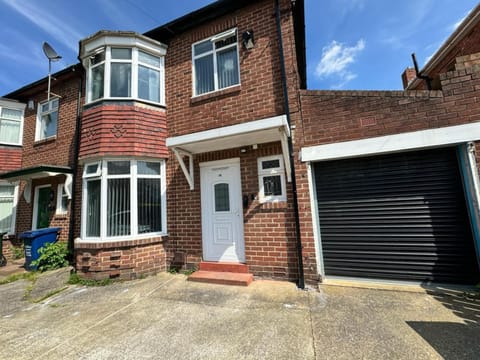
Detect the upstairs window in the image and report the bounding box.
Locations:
[257,155,287,203]
[0,107,23,145]
[36,98,59,141]
[193,28,240,96]
[86,47,164,104]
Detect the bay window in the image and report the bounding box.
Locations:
[193,28,240,96]
[82,35,165,105]
[82,159,166,240]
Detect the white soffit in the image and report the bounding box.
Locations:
[301,122,480,162]
[166,115,289,154]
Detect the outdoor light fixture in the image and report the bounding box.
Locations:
[242,30,255,50]
[42,41,62,102]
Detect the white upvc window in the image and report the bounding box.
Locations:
[81,159,167,241]
[257,155,287,203]
[56,184,69,215]
[36,98,59,141]
[0,106,23,145]
[86,46,164,105]
[192,28,240,96]
[0,182,18,235]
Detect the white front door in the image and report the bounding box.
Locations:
[200,158,245,262]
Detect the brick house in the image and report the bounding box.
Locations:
[1,0,480,287]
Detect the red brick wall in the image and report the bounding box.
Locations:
[75,237,166,280]
[0,147,21,173]
[166,142,298,281]
[165,0,300,137]
[12,72,82,239]
[296,65,480,283]
[164,0,302,281]
[79,103,167,160]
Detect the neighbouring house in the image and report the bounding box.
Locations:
[1,0,480,287]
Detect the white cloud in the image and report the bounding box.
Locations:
[315,39,365,88]
[1,0,83,52]
[450,11,469,32]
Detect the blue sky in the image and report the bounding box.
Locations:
[0,0,478,95]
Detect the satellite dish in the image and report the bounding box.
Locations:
[42,42,62,61]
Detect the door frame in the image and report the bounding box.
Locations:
[32,184,51,230]
[199,158,245,263]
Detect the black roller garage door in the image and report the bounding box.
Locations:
[314,147,480,284]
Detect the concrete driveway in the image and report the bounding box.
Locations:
[0,272,478,359]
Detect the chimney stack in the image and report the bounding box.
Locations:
[401,67,417,89]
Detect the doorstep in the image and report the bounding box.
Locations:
[188,261,254,286]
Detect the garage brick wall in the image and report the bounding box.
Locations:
[296,61,480,283]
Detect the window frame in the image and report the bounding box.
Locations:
[80,159,167,241]
[86,46,165,105]
[0,105,24,146]
[36,98,59,141]
[192,28,241,97]
[56,184,69,215]
[257,155,287,203]
[0,182,18,235]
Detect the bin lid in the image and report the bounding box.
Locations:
[20,227,61,239]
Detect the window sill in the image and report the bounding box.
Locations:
[34,136,56,146]
[83,98,166,111]
[75,234,167,249]
[191,85,241,105]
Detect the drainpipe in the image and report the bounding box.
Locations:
[275,0,305,289]
[411,53,432,90]
[68,68,83,263]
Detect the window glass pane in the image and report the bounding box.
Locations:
[40,111,57,139]
[137,178,162,233]
[262,159,280,170]
[107,178,131,237]
[110,63,131,97]
[1,108,22,120]
[111,48,131,60]
[0,197,13,233]
[214,183,230,212]
[194,40,212,56]
[91,64,104,100]
[263,176,282,196]
[85,163,99,175]
[139,51,160,67]
[52,99,59,109]
[195,55,215,95]
[0,119,20,143]
[0,185,14,196]
[217,47,239,89]
[138,161,160,175]
[138,65,160,102]
[86,180,101,237]
[41,103,49,112]
[91,51,105,65]
[107,161,130,175]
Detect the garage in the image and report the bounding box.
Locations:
[313,147,480,284]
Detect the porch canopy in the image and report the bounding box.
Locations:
[166,115,291,190]
[0,165,73,203]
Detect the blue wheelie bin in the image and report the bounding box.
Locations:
[20,228,61,271]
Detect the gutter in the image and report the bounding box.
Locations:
[275,0,305,289]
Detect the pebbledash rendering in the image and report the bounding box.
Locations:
[1,0,480,287]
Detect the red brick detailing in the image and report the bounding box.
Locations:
[0,147,22,173]
[75,237,166,280]
[1,236,23,262]
[79,103,168,160]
